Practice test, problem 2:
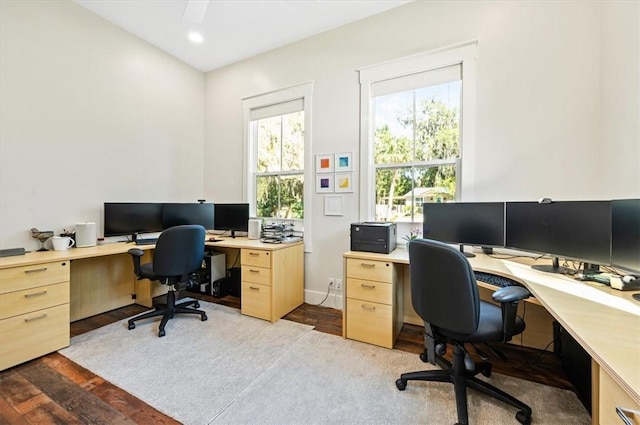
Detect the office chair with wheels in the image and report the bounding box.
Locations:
[396,239,532,425]
[127,224,208,337]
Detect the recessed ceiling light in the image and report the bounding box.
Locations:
[188,32,204,44]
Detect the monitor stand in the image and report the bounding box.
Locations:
[532,257,572,275]
[460,244,475,258]
[230,229,236,239]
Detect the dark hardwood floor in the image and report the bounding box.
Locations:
[0,294,575,424]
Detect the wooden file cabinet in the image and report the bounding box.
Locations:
[344,258,401,348]
[0,261,70,370]
[240,243,304,322]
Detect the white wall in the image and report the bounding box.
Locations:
[0,1,205,251]
[203,0,640,305]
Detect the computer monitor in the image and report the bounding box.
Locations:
[214,203,249,238]
[162,203,214,230]
[505,201,611,274]
[611,199,640,273]
[422,202,505,258]
[104,203,163,240]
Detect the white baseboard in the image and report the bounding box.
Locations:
[304,288,343,310]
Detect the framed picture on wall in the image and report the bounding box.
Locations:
[334,172,353,193]
[334,152,352,172]
[316,174,334,193]
[316,154,334,173]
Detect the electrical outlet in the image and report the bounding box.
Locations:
[335,278,343,291]
[328,277,335,287]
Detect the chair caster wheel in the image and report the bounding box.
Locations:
[482,364,492,377]
[516,410,531,424]
[158,329,166,337]
[201,313,208,321]
[128,322,135,330]
[419,351,428,363]
[194,301,200,308]
[396,378,407,391]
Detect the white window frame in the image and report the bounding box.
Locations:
[358,41,477,222]
[242,82,313,252]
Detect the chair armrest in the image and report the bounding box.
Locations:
[492,286,531,342]
[127,248,145,278]
[492,286,530,303]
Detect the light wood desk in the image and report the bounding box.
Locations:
[0,238,303,371]
[343,248,640,425]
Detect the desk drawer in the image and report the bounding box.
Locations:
[0,282,69,320]
[346,258,393,283]
[347,278,392,304]
[0,303,70,371]
[599,366,640,425]
[241,265,272,286]
[0,262,70,294]
[241,282,271,321]
[346,298,393,348]
[241,249,271,269]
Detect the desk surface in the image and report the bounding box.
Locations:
[344,248,640,406]
[0,238,302,269]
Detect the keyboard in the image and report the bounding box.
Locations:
[474,271,523,288]
[135,238,158,245]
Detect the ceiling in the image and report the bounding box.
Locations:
[74,0,413,72]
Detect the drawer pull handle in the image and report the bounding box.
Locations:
[616,406,639,425]
[249,286,260,291]
[249,252,260,256]
[24,314,47,323]
[249,269,260,273]
[25,290,48,298]
[360,263,376,268]
[361,304,376,311]
[24,267,48,274]
[361,284,376,289]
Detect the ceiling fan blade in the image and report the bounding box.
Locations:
[183,0,210,24]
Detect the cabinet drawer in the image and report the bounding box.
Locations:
[0,282,69,320]
[346,258,393,283]
[0,262,70,294]
[241,249,271,269]
[599,366,640,425]
[241,282,271,321]
[241,265,272,286]
[346,298,393,348]
[347,278,392,304]
[0,303,70,371]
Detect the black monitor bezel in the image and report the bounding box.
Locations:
[213,203,250,235]
[611,198,640,273]
[162,203,214,230]
[103,202,164,237]
[422,202,506,248]
[505,200,611,267]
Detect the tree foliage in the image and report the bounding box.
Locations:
[374,97,459,220]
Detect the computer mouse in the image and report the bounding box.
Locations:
[633,293,640,301]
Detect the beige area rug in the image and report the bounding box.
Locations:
[59,302,590,425]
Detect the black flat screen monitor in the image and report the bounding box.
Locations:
[104,203,163,238]
[214,203,249,238]
[162,203,214,230]
[422,202,505,258]
[611,199,640,273]
[505,201,611,274]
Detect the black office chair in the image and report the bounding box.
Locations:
[127,224,208,337]
[396,239,532,425]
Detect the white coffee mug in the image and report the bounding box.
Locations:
[52,236,75,251]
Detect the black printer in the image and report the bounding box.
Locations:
[350,222,397,254]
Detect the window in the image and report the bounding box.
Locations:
[251,103,304,219]
[243,83,313,251]
[359,43,477,223]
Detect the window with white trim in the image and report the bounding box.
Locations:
[359,43,477,224]
[243,83,313,251]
